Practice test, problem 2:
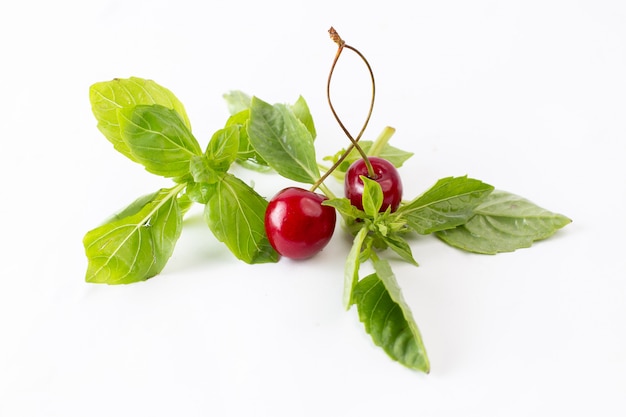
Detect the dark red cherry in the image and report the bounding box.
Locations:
[264,187,337,260]
[345,156,403,212]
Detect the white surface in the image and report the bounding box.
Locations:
[1,0,625,416]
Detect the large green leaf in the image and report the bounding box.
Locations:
[397,176,494,234]
[247,96,320,184]
[117,104,202,178]
[204,173,279,264]
[89,77,191,161]
[353,258,430,373]
[83,185,184,284]
[436,190,572,254]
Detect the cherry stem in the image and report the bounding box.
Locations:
[310,27,377,193]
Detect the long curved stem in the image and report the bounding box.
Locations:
[310,27,377,192]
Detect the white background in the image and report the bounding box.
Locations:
[1,0,625,416]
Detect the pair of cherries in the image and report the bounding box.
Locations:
[265,28,400,259]
[264,157,403,259]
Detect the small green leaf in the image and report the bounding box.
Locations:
[83,185,185,284]
[189,155,221,184]
[361,176,384,217]
[322,198,366,220]
[205,125,240,172]
[397,176,494,234]
[89,77,191,162]
[353,258,430,373]
[185,181,216,205]
[204,173,279,264]
[247,96,320,184]
[290,95,316,140]
[225,109,270,168]
[223,90,252,115]
[344,227,369,309]
[436,190,572,254]
[118,104,202,178]
[381,234,419,266]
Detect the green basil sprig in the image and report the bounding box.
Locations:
[84,79,323,284]
[323,159,570,372]
[84,77,571,375]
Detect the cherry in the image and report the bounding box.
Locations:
[265,187,337,259]
[344,156,403,212]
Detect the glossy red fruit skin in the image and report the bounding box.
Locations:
[265,187,337,260]
[345,157,403,212]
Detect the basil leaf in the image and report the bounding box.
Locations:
[101,190,160,224]
[353,258,430,373]
[185,181,216,205]
[436,190,572,254]
[397,176,494,234]
[290,95,316,140]
[205,125,240,172]
[89,77,191,162]
[83,185,184,284]
[230,112,270,169]
[361,176,384,217]
[247,96,320,184]
[223,90,252,115]
[189,155,221,184]
[204,173,279,264]
[322,197,366,220]
[381,234,418,266]
[176,193,194,216]
[344,227,369,309]
[224,109,270,169]
[117,104,202,178]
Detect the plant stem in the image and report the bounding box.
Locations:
[310,27,377,194]
[368,126,396,157]
[328,29,376,175]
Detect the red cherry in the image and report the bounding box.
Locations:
[345,156,403,212]
[265,187,337,260]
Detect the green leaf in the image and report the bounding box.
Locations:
[324,139,413,175]
[397,176,494,234]
[205,125,240,172]
[225,109,270,168]
[223,90,252,115]
[361,176,384,218]
[89,77,191,162]
[83,185,185,284]
[118,104,202,178]
[380,234,419,266]
[436,190,572,254]
[185,180,217,205]
[204,173,279,264]
[353,258,430,373]
[344,227,369,309]
[322,197,366,220]
[290,95,316,140]
[101,190,160,224]
[189,155,221,184]
[247,96,320,184]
